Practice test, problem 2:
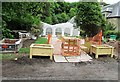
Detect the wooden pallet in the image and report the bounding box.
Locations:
[61,38,80,56]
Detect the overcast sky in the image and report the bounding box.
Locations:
[64,0,120,4]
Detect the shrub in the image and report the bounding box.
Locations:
[105,31,116,38]
[103,21,116,38]
[116,31,120,41]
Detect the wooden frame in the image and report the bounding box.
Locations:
[61,37,80,56]
[30,44,54,60]
[0,38,22,53]
[90,44,114,58]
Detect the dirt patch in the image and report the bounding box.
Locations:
[2,56,118,80]
[105,40,120,59]
[1,38,119,80]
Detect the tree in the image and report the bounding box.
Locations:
[2,2,44,38]
[69,8,76,18]
[2,20,14,38]
[2,2,79,38]
[75,2,106,37]
[50,2,77,24]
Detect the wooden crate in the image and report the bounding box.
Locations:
[0,38,22,53]
[61,37,80,56]
[30,44,54,60]
[90,44,114,58]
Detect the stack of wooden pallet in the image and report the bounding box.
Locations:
[61,37,80,56]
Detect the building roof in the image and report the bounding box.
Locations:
[42,17,76,29]
[42,21,74,29]
[102,1,120,18]
[52,22,73,28]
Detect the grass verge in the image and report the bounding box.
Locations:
[1,37,48,60]
[35,37,48,44]
[19,48,30,54]
[19,37,47,54]
[0,54,18,60]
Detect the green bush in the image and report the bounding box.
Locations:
[104,31,120,41]
[116,31,120,41]
[105,31,116,38]
[103,21,116,37]
[2,21,14,38]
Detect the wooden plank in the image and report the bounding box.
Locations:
[78,52,92,62]
[54,55,68,62]
[66,56,81,62]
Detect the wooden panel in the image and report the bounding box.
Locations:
[0,39,22,53]
[32,48,51,55]
[92,47,96,53]
[97,48,112,54]
[61,37,80,56]
[91,44,114,58]
[30,44,53,60]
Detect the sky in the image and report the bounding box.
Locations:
[64,0,120,4]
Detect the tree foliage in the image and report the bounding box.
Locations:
[75,2,106,37]
[2,2,47,38]
[49,2,77,24]
[2,2,109,38]
[2,2,78,38]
